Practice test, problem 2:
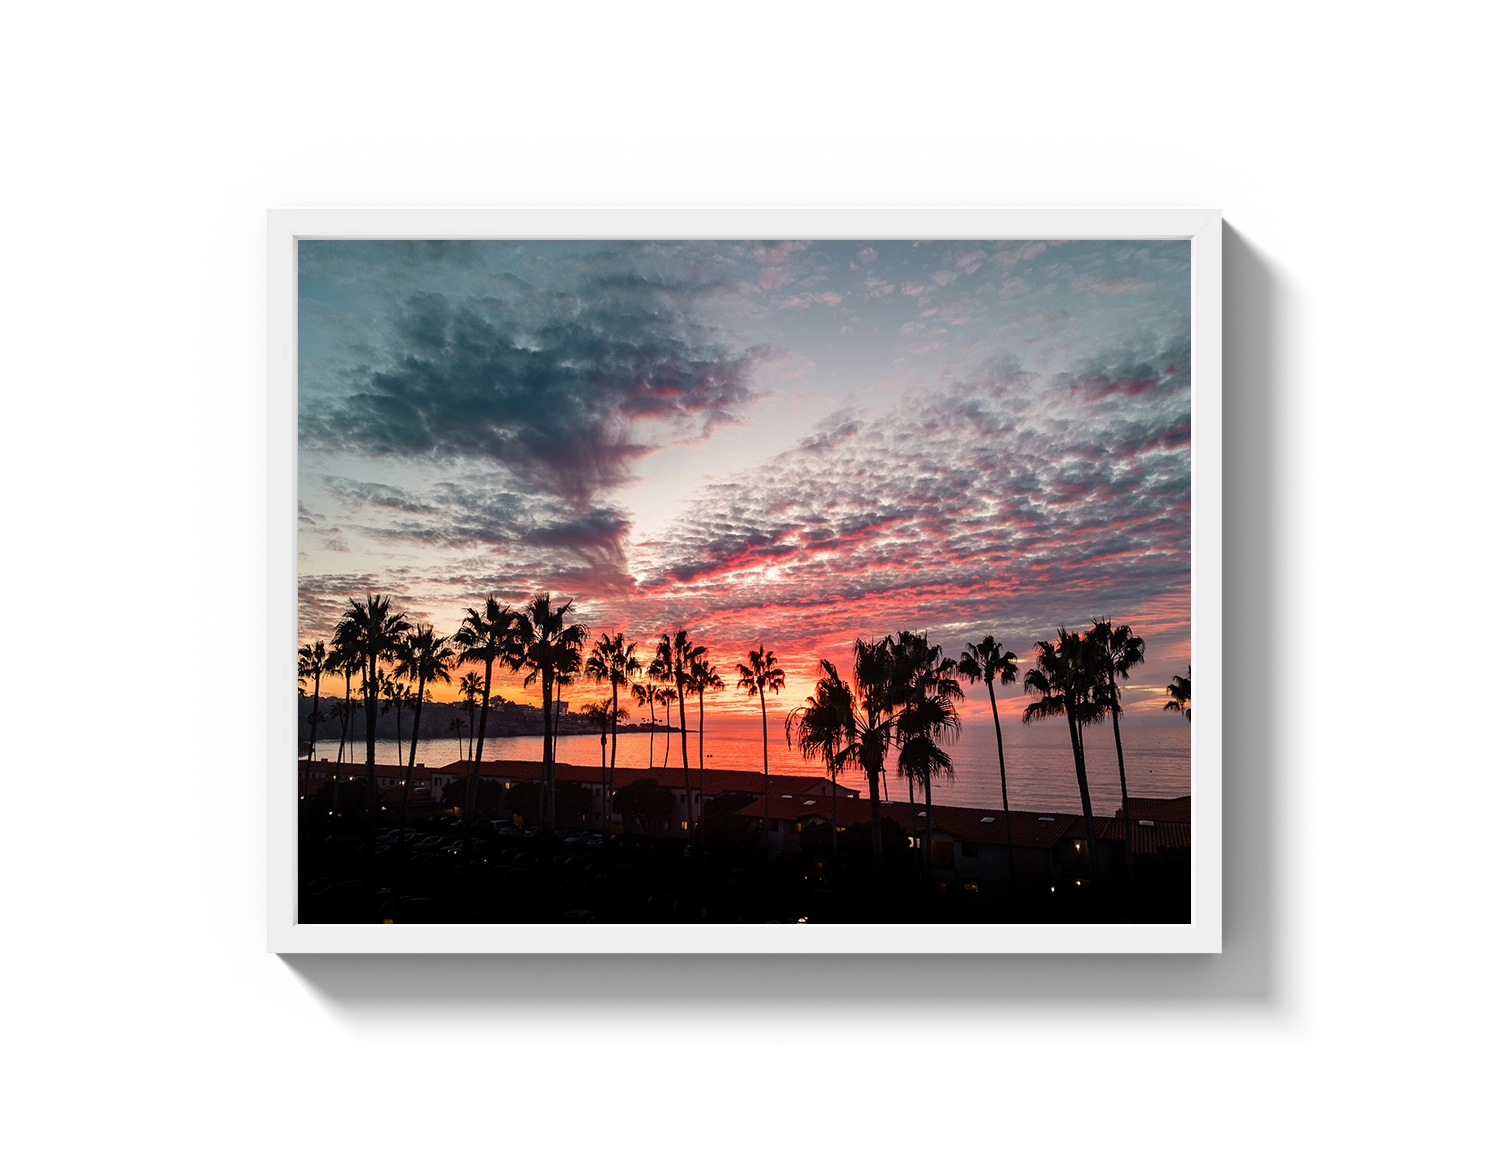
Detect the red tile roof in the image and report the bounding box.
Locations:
[302,761,455,780]
[1114,796,1191,823]
[446,758,856,799]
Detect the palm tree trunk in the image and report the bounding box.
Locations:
[760,690,771,862]
[306,673,321,802]
[1065,706,1100,885]
[647,694,655,768]
[465,661,494,831]
[829,767,839,864]
[332,673,351,819]
[677,682,691,843]
[923,777,934,886]
[864,757,884,864]
[907,773,919,873]
[362,659,381,818]
[1108,664,1135,896]
[987,681,1015,901]
[541,670,554,834]
[696,690,705,847]
[400,679,424,851]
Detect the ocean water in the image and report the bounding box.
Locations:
[310,712,1191,817]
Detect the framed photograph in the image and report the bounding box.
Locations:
[267,209,1221,953]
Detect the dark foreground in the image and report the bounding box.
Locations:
[300,812,1190,925]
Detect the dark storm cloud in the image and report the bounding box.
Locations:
[304,272,765,506]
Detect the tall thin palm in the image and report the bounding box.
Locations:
[394,625,454,846]
[1023,629,1106,885]
[336,595,411,819]
[454,597,526,836]
[325,636,359,818]
[655,631,701,842]
[957,635,1020,899]
[655,686,676,770]
[587,633,640,840]
[457,671,483,760]
[519,594,588,835]
[1164,670,1191,721]
[632,681,657,767]
[1090,619,1146,890]
[689,656,724,845]
[298,640,327,800]
[737,644,786,856]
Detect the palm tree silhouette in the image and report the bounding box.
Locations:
[689,655,724,844]
[457,670,483,760]
[325,635,359,818]
[1023,629,1106,885]
[655,631,702,842]
[453,597,525,834]
[381,677,415,770]
[783,640,902,864]
[632,681,658,767]
[891,631,962,882]
[1164,669,1191,720]
[393,624,454,846]
[518,594,588,834]
[336,595,410,818]
[582,701,611,813]
[298,641,327,797]
[1090,619,1146,889]
[958,635,1020,898]
[736,644,786,855]
[785,663,855,864]
[586,633,641,838]
[655,685,676,770]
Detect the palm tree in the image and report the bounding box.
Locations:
[736,644,786,853]
[689,655,724,845]
[393,625,454,845]
[453,597,526,833]
[890,632,962,881]
[655,685,676,769]
[587,633,640,838]
[957,635,1020,897]
[632,681,658,767]
[582,700,611,827]
[655,631,701,842]
[550,638,584,825]
[785,663,855,863]
[1023,629,1106,885]
[336,595,411,818]
[298,641,327,797]
[325,636,359,818]
[381,677,415,770]
[587,633,640,783]
[784,640,903,864]
[518,594,588,834]
[457,670,483,759]
[1164,669,1191,720]
[1090,619,1146,889]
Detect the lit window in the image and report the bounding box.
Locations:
[680,821,688,831]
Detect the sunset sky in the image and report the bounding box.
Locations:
[297,238,1191,718]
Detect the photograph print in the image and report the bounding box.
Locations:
[295,234,1195,928]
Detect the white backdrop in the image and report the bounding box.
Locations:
[3,2,1492,1165]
